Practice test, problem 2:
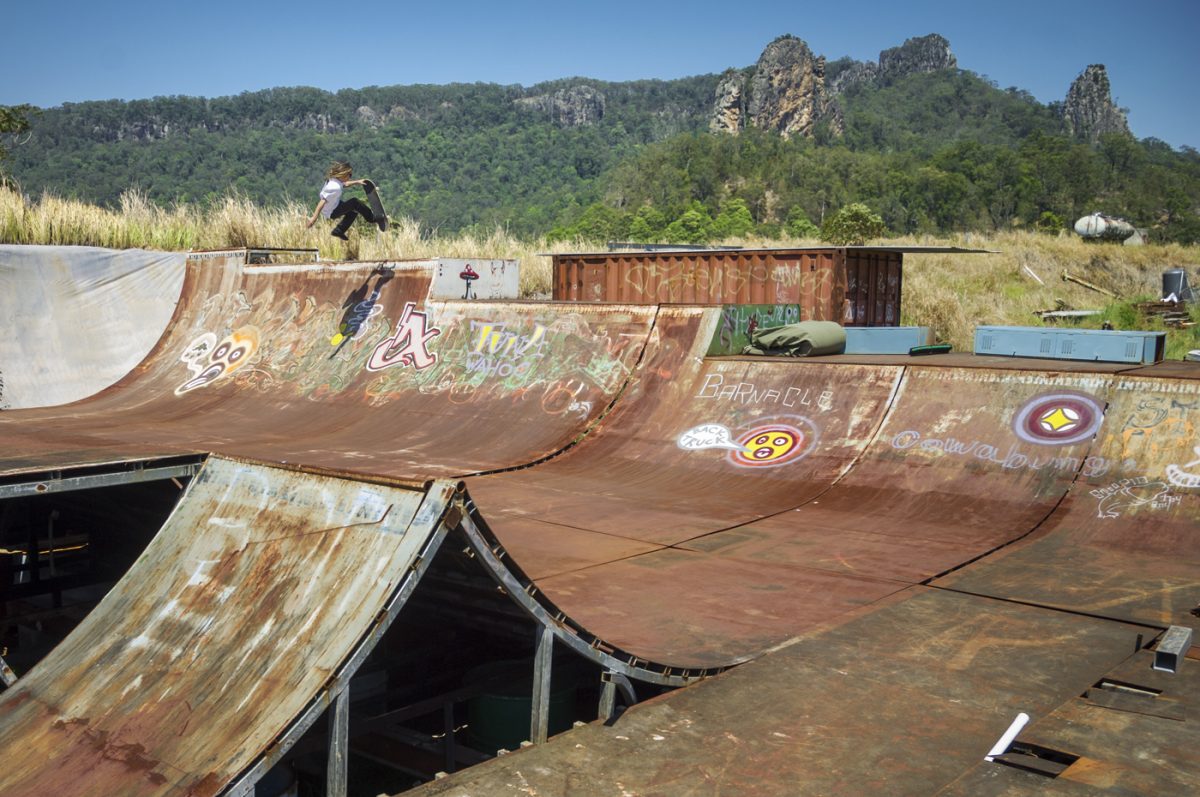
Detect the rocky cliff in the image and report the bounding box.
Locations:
[709,69,747,134]
[713,33,959,138]
[516,85,606,127]
[711,35,842,139]
[827,33,957,95]
[1062,64,1131,143]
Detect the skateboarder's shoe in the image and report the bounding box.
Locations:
[332,229,350,241]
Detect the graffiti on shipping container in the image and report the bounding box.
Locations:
[710,305,802,355]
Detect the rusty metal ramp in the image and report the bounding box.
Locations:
[0,253,659,478]
[0,245,185,410]
[935,372,1200,629]
[0,455,458,797]
[459,363,1146,671]
[405,587,1163,797]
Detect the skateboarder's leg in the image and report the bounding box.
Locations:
[329,198,375,238]
[341,197,376,225]
[329,202,355,238]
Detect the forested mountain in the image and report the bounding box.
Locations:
[5,34,1198,243]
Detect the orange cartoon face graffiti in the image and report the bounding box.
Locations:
[735,426,803,465]
[677,416,819,469]
[175,327,260,395]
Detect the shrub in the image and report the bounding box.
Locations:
[821,203,887,245]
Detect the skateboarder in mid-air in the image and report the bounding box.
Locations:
[306,161,379,240]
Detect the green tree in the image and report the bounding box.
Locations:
[713,197,755,239]
[821,203,887,245]
[784,205,820,237]
[0,104,34,169]
[664,200,715,243]
[627,205,668,242]
[1035,210,1065,234]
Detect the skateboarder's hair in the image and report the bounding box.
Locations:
[327,161,353,180]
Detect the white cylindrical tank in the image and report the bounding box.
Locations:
[1074,212,1135,241]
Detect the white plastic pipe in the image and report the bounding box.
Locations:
[984,712,1030,762]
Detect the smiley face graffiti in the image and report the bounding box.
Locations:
[175,326,261,395]
[733,425,805,466]
[677,416,819,469]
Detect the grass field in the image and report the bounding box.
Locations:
[3,184,1198,358]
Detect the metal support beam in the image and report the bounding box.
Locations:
[599,670,637,722]
[599,679,616,721]
[531,626,553,744]
[454,508,708,688]
[442,700,457,774]
[0,461,201,500]
[327,686,350,797]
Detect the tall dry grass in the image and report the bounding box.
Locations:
[3,183,1197,354]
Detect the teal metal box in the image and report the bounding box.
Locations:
[844,326,931,354]
[974,326,1165,364]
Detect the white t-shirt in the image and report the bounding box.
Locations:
[319,178,344,218]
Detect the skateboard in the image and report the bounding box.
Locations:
[362,179,389,232]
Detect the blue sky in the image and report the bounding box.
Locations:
[5,0,1197,149]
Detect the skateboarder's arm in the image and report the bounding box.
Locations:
[306,198,327,228]
[344,179,368,187]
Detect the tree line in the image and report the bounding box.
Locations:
[3,67,1197,244]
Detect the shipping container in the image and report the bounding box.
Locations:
[551,247,910,326]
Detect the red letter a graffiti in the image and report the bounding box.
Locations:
[366,302,442,371]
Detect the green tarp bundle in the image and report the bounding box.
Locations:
[741,321,847,357]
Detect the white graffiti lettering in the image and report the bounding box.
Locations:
[890,430,1113,477]
[696,373,834,411]
[677,423,745,452]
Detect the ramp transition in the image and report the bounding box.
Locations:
[0,456,456,797]
[0,245,1197,793]
[0,245,185,410]
[0,253,658,477]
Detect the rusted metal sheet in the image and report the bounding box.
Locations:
[936,374,1200,629]
[1119,359,1200,380]
[844,248,902,326]
[0,253,661,479]
[552,247,911,326]
[552,249,852,319]
[464,315,903,666]
[0,456,452,797]
[467,364,1134,669]
[0,245,185,410]
[938,648,1199,796]
[797,352,1141,372]
[404,588,1150,797]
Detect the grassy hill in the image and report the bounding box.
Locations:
[4,184,1196,358]
[4,65,1198,244]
